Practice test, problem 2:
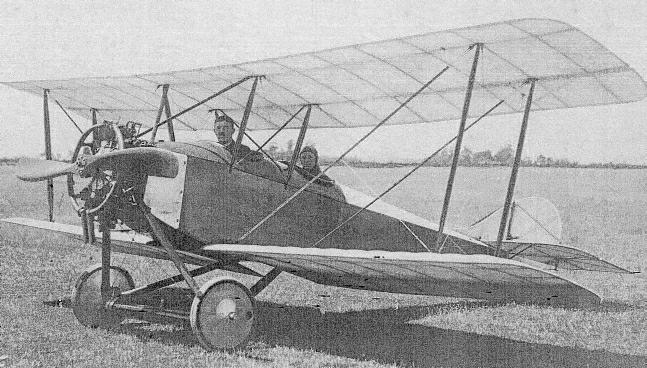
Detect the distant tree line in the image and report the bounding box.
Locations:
[1,143,645,169]
[269,140,647,169]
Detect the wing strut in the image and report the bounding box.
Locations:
[495,79,537,256]
[436,43,482,251]
[250,267,282,297]
[151,84,175,143]
[213,106,285,171]
[136,75,257,138]
[99,219,112,301]
[91,108,98,142]
[238,65,451,241]
[150,84,169,143]
[230,76,260,171]
[162,84,176,141]
[311,99,505,248]
[285,104,312,187]
[237,105,307,163]
[43,89,54,222]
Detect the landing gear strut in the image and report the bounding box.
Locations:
[70,207,279,350]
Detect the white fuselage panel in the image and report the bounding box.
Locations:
[144,152,188,228]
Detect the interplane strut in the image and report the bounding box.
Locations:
[230,76,260,171]
[42,89,54,222]
[436,43,482,251]
[495,79,537,256]
[285,105,313,187]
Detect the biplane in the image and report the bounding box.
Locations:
[1,18,645,350]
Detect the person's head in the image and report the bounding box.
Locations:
[300,145,319,170]
[213,115,236,145]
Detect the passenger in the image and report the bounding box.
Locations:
[295,145,334,187]
[213,114,262,162]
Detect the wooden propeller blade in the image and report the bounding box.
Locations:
[16,159,76,182]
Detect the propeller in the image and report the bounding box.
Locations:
[16,122,125,217]
[16,158,77,182]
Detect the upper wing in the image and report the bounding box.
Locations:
[202,243,601,306]
[2,19,645,131]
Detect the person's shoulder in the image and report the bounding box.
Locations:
[238,144,264,161]
[249,150,263,161]
[235,143,252,152]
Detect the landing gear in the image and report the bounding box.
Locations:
[71,264,134,328]
[190,277,255,350]
[71,208,277,350]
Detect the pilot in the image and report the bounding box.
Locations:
[296,145,334,186]
[213,114,262,162]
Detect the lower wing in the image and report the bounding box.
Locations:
[1,217,604,306]
[202,243,602,306]
[1,217,260,276]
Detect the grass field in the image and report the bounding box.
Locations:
[1,165,646,367]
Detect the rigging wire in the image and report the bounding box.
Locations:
[340,159,431,252]
[237,65,452,241]
[238,43,490,241]
[311,99,506,248]
[513,203,562,243]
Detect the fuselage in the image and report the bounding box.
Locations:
[131,141,489,254]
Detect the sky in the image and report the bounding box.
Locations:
[0,0,645,163]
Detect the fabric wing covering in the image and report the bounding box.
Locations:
[204,244,601,305]
[3,19,646,131]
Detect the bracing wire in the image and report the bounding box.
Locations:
[340,159,431,252]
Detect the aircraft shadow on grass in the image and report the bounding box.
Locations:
[251,302,647,368]
[46,288,647,368]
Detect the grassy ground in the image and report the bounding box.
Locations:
[1,165,646,367]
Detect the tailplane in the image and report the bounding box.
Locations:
[465,197,633,273]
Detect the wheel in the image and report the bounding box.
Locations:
[71,264,134,328]
[190,277,255,350]
[67,123,125,214]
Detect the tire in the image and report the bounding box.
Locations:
[71,264,134,328]
[190,277,255,350]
